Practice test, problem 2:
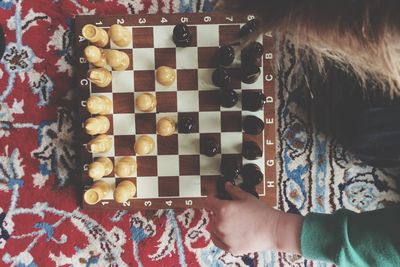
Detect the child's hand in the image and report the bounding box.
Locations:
[205,182,303,256]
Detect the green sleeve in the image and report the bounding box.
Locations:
[300,207,400,266]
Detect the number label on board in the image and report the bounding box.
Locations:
[80,79,89,86]
[185,200,193,206]
[81,101,87,107]
[181,17,188,23]
[204,16,211,22]
[144,201,152,207]
[123,201,131,206]
[95,21,103,26]
[139,18,146,24]
[165,200,172,206]
[83,164,89,171]
[225,16,233,22]
[117,18,125,24]
[161,17,168,24]
[247,15,255,21]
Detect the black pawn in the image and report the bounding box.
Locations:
[241,163,263,187]
[220,88,238,108]
[243,141,263,160]
[0,24,5,60]
[173,23,192,47]
[242,92,266,111]
[220,157,241,179]
[241,65,261,84]
[216,45,235,66]
[239,19,260,37]
[216,177,235,200]
[212,67,231,87]
[178,117,194,133]
[241,42,263,65]
[201,139,220,157]
[243,115,264,135]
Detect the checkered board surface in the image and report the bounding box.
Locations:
[75,13,277,210]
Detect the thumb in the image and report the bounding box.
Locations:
[224,182,249,200]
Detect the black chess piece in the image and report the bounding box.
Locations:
[216,45,235,66]
[220,157,241,179]
[242,141,263,160]
[216,177,235,200]
[173,23,192,47]
[242,91,266,111]
[241,64,261,84]
[241,164,263,187]
[201,139,220,157]
[0,24,5,60]
[241,42,263,65]
[212,67,231,87]
[239,19,260,37]
[220,88,238,108]
[178,117,194,133]
[243,115,264,135]
[240,183,259,198]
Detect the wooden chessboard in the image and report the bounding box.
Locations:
[74,13,277,210]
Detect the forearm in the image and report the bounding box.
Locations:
[274,211,303,255]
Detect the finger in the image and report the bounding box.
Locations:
[204,195,227,213]
[211,232,229,251]
[224,182,249,200]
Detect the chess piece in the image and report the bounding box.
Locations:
[241,163,263,186]
[84,115,110,135]
[243,115,264,135]
[178,117,194,133]
[105,49,130,71]
[201,139,220,157]
[88,134,112,153]
[156,66,176,86]
[212,67,231,87]
[84,45,107,67]
[216,177,235,200]
[157,117,176,136]
[241,42,263,65]
[134,135,155,155]
[87,95,112,115]
[136,93,156,112]
[172,23,192,47]
[88,67,112,87]
[82,24,109,47]
[239,19,260,37]
[220,88,238,108]
[0,24,6,61]
[115,157,137,177]
[84,180,111,205]
[242,91,266,111]
[243,141,263,160]
[216,45,235,66]
[241,65,261,84]
[114,180,136,203]
[108,24,132,47]
[220,157,241,179]
[88,157,113,180]
[240,183,259,198]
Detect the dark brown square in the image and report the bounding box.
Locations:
[221,154,242,168]
[158,176,179,196]
[200,133,221,155]
[114,135,135,156]
[157,134,178,155]
[156,92,177,112]
[221,111,242,132]
[177,69,198,91]
[132,27,153,48]
[135,113,156,134]
[120,49,133,70]
[199,90,220,112]
[188,26,197,47]
[137,156,157,176]
[113,93,135,113]
[179,155,200,175]
[105,114,114,135]
[92,82,112,93]
[201,175,219,196]
[198,47,219,68]
[134,70,155,92]
[155,48,176,69]
[178,112,199,133]
[219,25,241,46]
[227,68,242,89]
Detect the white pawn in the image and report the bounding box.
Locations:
[88,134,112,154]
[105,50,130,71]
[115,157,137,177]
[134,135,155,155]
[88,157,113,180]
[135,93,156,112]
[84,115,110,135]
[157,117,176,136]
[84,45,107,67]
[88,68,112,88]
[108,24,132,47]
[114,180,136,204]
[87,95,112,115]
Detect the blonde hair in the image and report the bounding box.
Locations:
[215,0,400,97]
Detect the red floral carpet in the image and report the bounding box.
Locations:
[1,0,399,266]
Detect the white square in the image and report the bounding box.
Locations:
[241,72,264,89]
[200,154,221,175]
[135,134,157,156]
[114,156,137,177]
[113,114,135,135]
[197,25,219,47]
[133,48,155,70]
[177,91,199,112]
[109,27,133,49]
[220,132,242,154]
[153,25,175,48]
[157,155,179,176]
[92,136,115,158]
[155,70,177,91]
[242,157,265,176]
[176,47,198,69]
[199,112,221,133]
[179,176,201,197]
[178,133,200,155]
[221,90,242,111]
[112,71,134,93]
[134,92,157,114]
[90,93,113,113]
[136,177,159,198]
[101,178,116,200]
[198,69,218,90]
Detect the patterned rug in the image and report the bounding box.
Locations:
[0,0,399,266]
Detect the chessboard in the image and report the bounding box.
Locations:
[74,13,277,210]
